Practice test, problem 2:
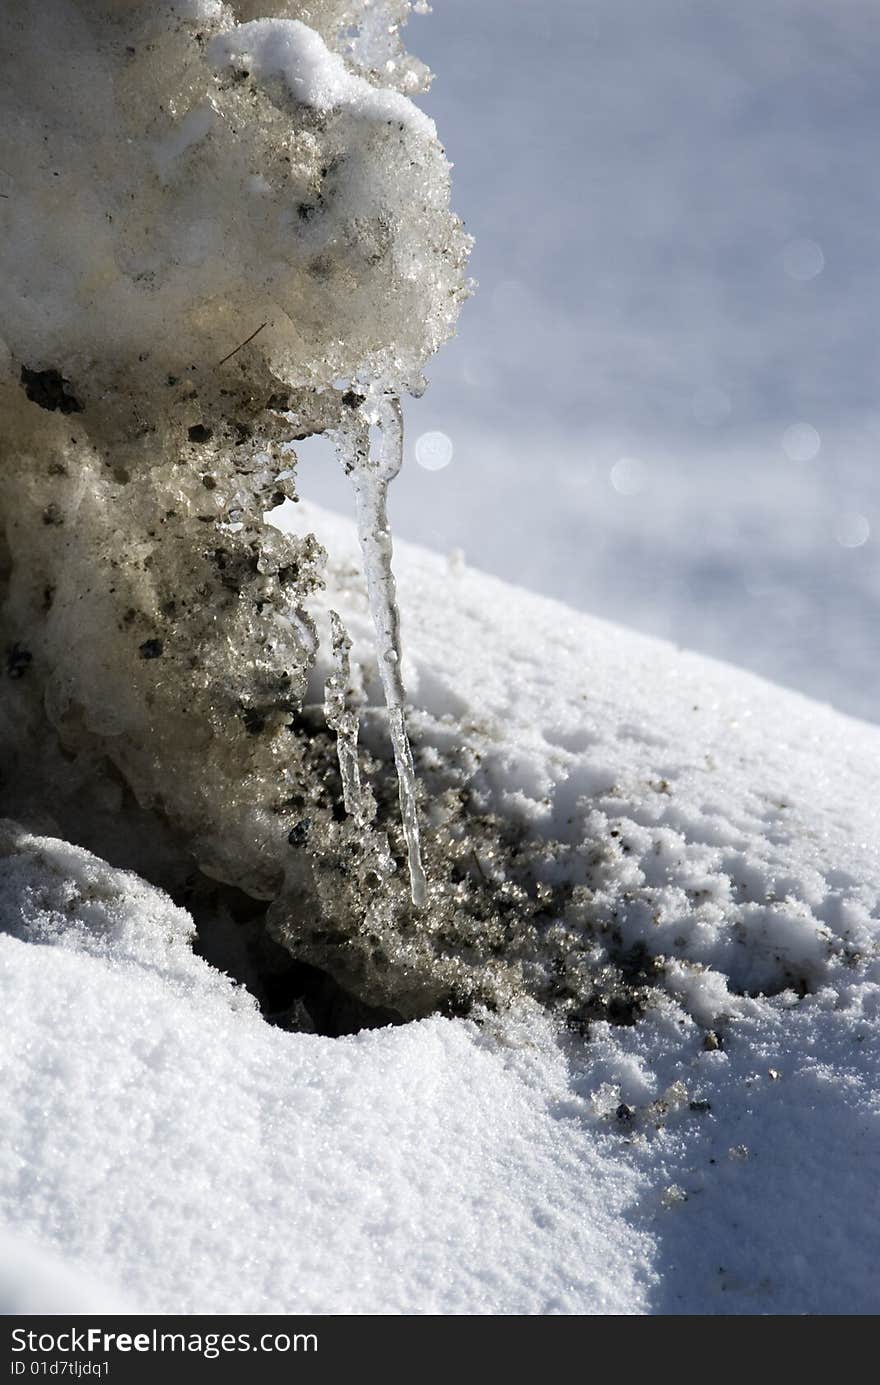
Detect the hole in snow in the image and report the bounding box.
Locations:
[188,877,404,1037]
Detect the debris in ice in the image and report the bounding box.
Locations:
[324,609,371,826]
[0,1,468,947]
[333,393,428,907]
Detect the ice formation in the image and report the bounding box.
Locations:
[324,610,369,823]
[12,3,860,1036]
[0,2,466,398]
[333,393,427,904]
[0,0,469,1010]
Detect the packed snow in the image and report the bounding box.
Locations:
[2,506,878,1315]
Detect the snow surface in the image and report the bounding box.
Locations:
[2,505,879,1315]
[296,505,880,1015]
[0,1230,131,1316]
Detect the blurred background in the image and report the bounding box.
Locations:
[298,0,880,723]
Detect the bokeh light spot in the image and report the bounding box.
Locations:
[782,423,821,462]
[833,513,870,548]
[415,430,454,471]
[783,238,825,281]
[610,457,646,495]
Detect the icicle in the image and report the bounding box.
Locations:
[324,608,395,880]
[324,609,369,824]
[334,393,428,907]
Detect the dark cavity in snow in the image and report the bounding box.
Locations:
[188,876,403,1037]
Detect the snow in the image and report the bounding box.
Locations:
[1,0,877,1321]
[208,19,435,135]
[1,933,653,1315]
[295,504,880,1018]
[2,507,879,1315]
[0,2,468,991]
[0,1229,131,1316]
[0,1,468,406]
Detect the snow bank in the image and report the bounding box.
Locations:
[2,515,879,1314]
[0,926,654,1314]
[0,820,254,1009]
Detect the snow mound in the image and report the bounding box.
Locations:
[2,516,879,1314]
[0,1,467,403]
[0,820,253,1010]
[0,834,652,1313]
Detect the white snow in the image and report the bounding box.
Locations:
[208,19,435,136]
[0,1229,132,1316]
[2,507,879,1315]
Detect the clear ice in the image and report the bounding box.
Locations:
[324,609,369,825]
[335,394,428,907]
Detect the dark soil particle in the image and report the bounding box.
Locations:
[288,818,312,846]
[6,644,32,679]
